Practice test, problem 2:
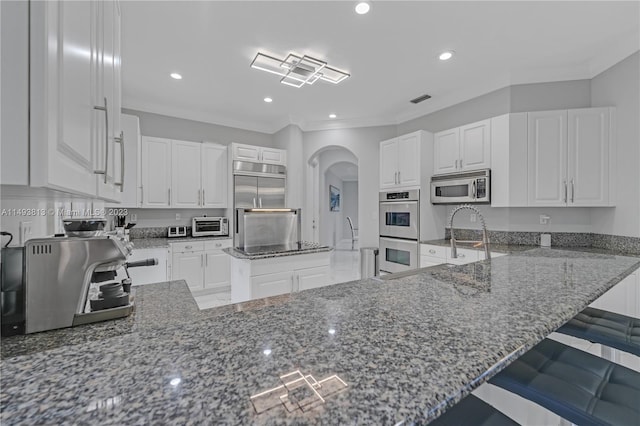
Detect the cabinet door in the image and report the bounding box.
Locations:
[172,252,204,290]
[171,140,202,208]
[397,133,420,187]
[233,143,260,162]
[296,266,329,291]
[141,137,172,207]
[568,108,611,207]
[31,1,97,196]
[204,250,230,290]
[446,247,479,265]
[379,138,399,189]
[251,271,293,299]
[202,144,228,208]
[433,129,459,174]
[590,270,639,317]
[527,110,568,206]
[420,256,444,268]
[261,148,286,165]
[95,0,121,202]
[128,248,168,286]
[459,119,491,171]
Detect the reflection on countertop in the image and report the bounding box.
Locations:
[2,248,639,424]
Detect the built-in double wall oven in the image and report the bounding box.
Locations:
[379,189,419,273]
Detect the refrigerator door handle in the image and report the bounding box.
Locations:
[259,198,263,208]
[252,198,256,208]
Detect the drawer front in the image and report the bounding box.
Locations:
[420,256,446,268]
[205,239,232,251]
[171,241,205,253]
[447,247,479,265]
[251,271,293,299]
[420,244,447,259]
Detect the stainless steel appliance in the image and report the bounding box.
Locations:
[192,217,228,237]
[233,160,286,209]
[379,189,420,273]
[430,169,490,204]
[167,226,187,238]
[0,234,157,335]
[235,208,301,253]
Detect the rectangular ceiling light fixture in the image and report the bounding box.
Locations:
[250,52,350,88]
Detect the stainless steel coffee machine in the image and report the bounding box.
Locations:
[1,234,154,335]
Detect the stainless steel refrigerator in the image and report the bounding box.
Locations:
[233,161,286,208]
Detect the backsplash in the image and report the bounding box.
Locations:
[129,227,184,239]
[444,228,640,255]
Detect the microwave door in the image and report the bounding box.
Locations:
[431,179,473,203]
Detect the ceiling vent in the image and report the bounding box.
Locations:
[410,94,432,104]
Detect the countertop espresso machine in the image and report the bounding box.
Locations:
[1,219,157,336]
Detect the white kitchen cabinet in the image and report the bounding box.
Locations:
[107,114,140,207]
[127,247,168,286]
[141,137,172,207]
[446,247,480,265]
[419,243,505,268]
[171,239,232,295]
[24,0,121,200]
[172,140,202,208]
[201,144,228,208]
[590,268,639,318]
[141,139,228,208]
[296,266,331,291]
[434,120,491,174]
[379,131,429,190]
[528,108,613,207]
[232,143,286,165]
[490,113,528,207]
[251,271,294,299]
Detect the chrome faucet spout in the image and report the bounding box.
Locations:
[448,204,491,260]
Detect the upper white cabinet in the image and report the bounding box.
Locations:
[141,137,228,208]
[490,113,528,207]
[25,0,122,200]
[380,131,428,189]
[528,108,613,207]
[434,119,491,174]
[141,137,172,207]
[232,143,286,166]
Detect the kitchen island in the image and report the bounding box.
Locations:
[2,248,639,424]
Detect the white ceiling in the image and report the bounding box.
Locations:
[121,1,640,134]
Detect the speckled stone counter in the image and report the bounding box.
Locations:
[224,242,332,259]
[2,249,639,424]
[420,238,537,254]
[131,236,231,249]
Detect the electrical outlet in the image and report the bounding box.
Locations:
[130,213,137,222]
[20,221,33,245]
[470,213,477,223]
[540,215,551,225]
[175,213,181,221]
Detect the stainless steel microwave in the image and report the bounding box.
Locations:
[192,217,228,237]
[430,169,490,204]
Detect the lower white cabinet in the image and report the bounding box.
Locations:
[419,243,506,268]
[127,247,169,286]
[230,252,330,303]
[171,239,232,295]
[589,268,639,317]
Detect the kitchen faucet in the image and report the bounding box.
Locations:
[448,204,491,260]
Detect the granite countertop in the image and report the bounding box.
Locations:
[224,242,332,259]
[131,235,232,249]
[420,238,538,254]
[2,248,639,424]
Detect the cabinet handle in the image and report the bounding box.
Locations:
[571,179,575,203]
[185,245,192,250]
[205,254,208,267]
[141,185,144,205]
[168,188,172,205]
[215,243,221,248]
[114,131,124,192]
[202,189,205,205]
[93,97,109,184]
[198,189,201,206]
[200,254,203,267]
[398,171,401,183]
[458,253,466,258]
[563,180,568,203]
[429,249,436,254]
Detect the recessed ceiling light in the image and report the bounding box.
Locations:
[264,97,273,103]
[329,113,337,119]
[170,72,182,80]
[355,1,371,15]
[439,51,454,61]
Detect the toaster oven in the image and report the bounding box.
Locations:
[192,217,228,237]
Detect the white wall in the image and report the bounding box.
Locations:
[342,181,359,240]
[321,171,343,247]
[302,125,398,247]
[590,51,640,238]
[273,124,304,209]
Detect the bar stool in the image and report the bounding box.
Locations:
[429,395,518,426]
[556,306,640,356]
[490,338,640,426]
